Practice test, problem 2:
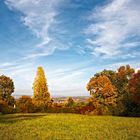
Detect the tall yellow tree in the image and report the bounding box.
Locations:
[33,67,51,107]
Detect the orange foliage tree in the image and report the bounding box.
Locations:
[87,75,118,114]
[93,65,135,115]
[16,96,34,113]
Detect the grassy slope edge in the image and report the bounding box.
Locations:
[0,113,140,140]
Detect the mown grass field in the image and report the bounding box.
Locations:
[0,113,140,140]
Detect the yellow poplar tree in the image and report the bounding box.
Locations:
[33,67,51,107]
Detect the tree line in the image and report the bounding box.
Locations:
[0,65,140,116]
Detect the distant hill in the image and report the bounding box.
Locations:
[13,94,89,102]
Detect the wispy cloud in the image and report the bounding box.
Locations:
[5,0,59,42]
[1,57,140,96]
[48,69,87,96]
[2,0,140,97]
[85,0,140,57]
[0,62,16,68]
[0,61,36,95]
[5,0,69,57]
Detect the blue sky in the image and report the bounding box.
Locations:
[0,0,140,96]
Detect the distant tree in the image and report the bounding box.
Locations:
[87,75,118,107]
[66,97,74,107]
[0,75,15,105]
[16,96,34,113]
[33,67,51,109]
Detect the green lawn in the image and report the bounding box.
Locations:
[0,113,140,140]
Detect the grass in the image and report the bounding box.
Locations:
[0,113,140,140]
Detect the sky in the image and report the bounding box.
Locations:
[0,0,140,97]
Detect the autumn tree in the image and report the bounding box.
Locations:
[94,66,135,115]
[16,96,34,113]
[95,69,116,85]
[0,75,15,106]
[112,65,135,115]
[33,67,51,109]
[87,75,118,114]
[115,65,135,96]
[129,70,140,105]
[94,66,134,96]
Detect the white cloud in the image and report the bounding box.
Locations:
[85,0,140,57]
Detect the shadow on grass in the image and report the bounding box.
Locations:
[0,114,46,124]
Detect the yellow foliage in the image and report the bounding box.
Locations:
[33,67,51,106]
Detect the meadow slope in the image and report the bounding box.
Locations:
[0,113,140,140]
